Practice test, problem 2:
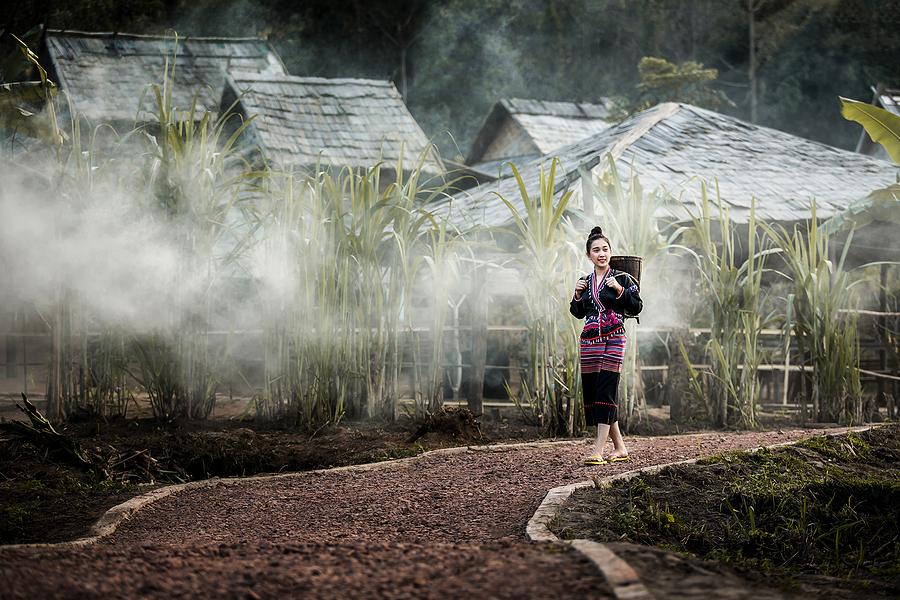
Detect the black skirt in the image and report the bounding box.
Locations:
[582,370,620,426]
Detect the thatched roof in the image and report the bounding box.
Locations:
[43,30,286,123]
[856,84,900,161]
[225,73,442,174]
[438,103,900,228]
[467,98,614,170]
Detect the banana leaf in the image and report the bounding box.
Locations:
[840,96,900,164]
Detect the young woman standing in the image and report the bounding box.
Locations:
[570,226,642,465]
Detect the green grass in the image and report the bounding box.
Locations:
[553,426,900,589]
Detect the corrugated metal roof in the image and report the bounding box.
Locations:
[467,97,614,164]
[228,73,442,174]
[877,89,900,116]
[438,103,900,229]
[44,30,286,122]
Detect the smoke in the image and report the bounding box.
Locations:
[0,162,185,329]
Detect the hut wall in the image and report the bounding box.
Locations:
[478,118,538,163]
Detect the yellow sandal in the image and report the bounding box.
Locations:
[583,455,608,465]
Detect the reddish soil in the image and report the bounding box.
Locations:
[0,428,854,599]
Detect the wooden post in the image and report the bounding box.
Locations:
[46,304,64,423]
[782,331,791,406]
[878,264,888,412]
[22,335,28,398]
[5,335,16,379]
[466,268,488,416]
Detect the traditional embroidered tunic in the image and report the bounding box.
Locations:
[569,268,642,425]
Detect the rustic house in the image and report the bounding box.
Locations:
[440,102,900,229]
[855,84,900,162]
[222,73,443,177]
[39,29,286,125]
[466,98,614,176]
[0,81,50,155]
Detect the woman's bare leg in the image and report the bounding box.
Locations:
[608,421,628,458]
[593,423,611,457]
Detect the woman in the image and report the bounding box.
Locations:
[570,226,642,465]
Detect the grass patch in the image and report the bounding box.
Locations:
[552,425,900,594]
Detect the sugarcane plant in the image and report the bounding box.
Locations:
[497,159,580,435]
[249,148,456,428]
[134,39,254,420]
[417,216,464,413]
[764,202,863,424]
[3,35,130,420]
[382,151,461,419]
[249,168,352,427]
[3,35,72,421]
[678,183,775,427]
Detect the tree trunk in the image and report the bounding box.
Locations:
[748,0,758,123]
[399,45,408,102]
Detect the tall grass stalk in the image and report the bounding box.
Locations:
[136,42,253,419]
[251,150,455,428]
[497,159,580,435]
[251,169,352,426]
[680,184,774,427]
[9,36,132,420]
[10,35,70,420]
[764,203,862,424]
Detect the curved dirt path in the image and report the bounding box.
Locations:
[0,428,848,599]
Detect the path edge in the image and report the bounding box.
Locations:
[526,426,873,600]
[2,437,587,551]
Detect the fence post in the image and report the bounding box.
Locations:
[5,335,16,379]
[879,264,888,413]
[466,268,488,416]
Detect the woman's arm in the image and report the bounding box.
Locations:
[615,274,643,315]
[569,294,588,318]
[569,277,589,318]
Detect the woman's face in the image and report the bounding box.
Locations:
[587,238,611,269]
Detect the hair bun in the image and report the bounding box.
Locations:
[589,226,603,236]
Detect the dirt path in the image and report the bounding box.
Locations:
[0,428,849,599]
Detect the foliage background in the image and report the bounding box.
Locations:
[2,0,897,160]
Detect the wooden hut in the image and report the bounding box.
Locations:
[440,102,900,420]
[40,30,286,126]
[222,73,443,179]
[466,98,614,176]
[441,102,900,229]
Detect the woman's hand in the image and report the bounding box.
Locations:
[574,278,588,299]
[606,277,624,296]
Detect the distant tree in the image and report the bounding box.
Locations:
[352,0,429,102]
[609,56,734,120]
[743,0,840,122]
